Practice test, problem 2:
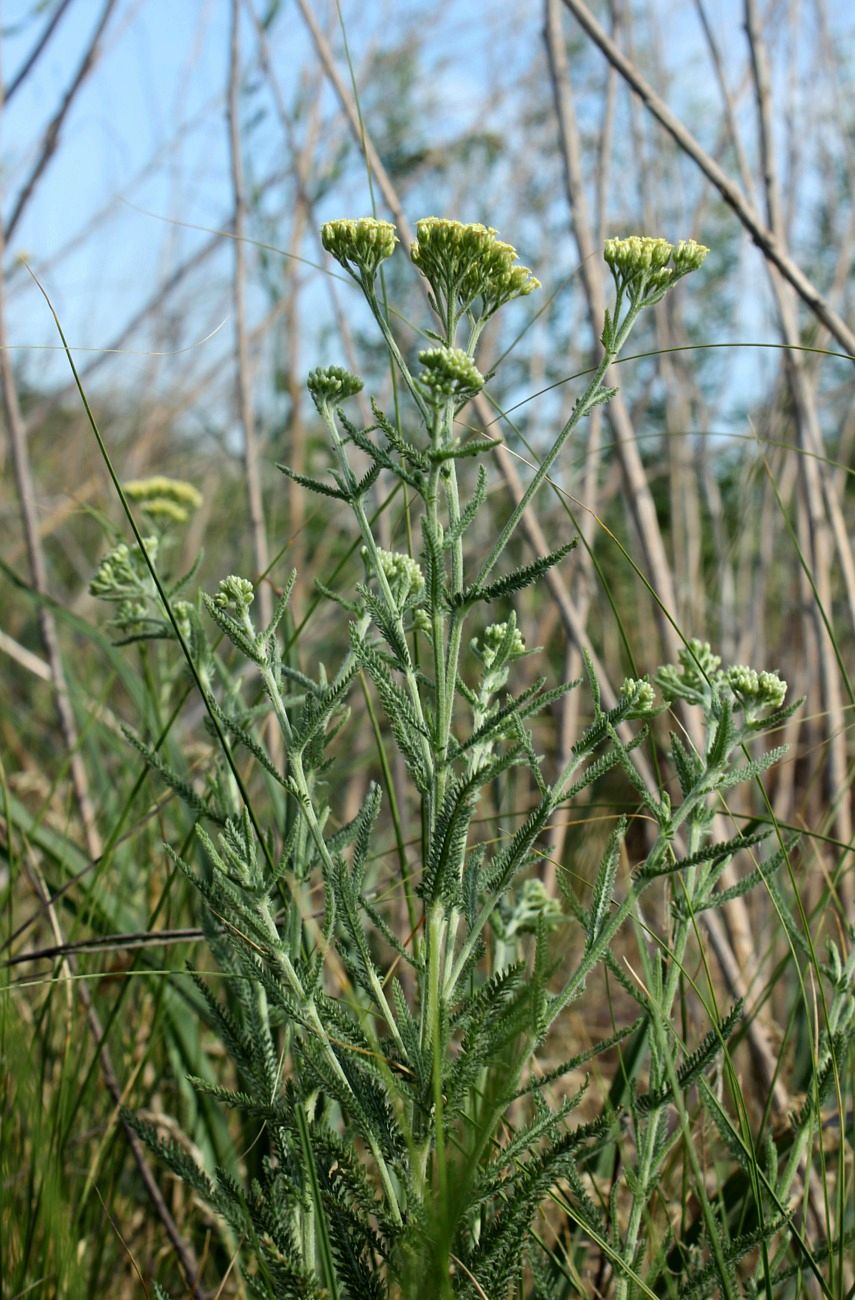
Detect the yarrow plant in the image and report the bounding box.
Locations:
[90,220,853,1297]
[90,475,203,642]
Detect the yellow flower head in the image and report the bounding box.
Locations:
[124,476,203,511]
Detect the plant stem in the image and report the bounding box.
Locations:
[474,304,640,589]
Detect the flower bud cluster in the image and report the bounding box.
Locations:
[172,599,195,640]
[655,639,722,705]
[620,676,657,718]
[418,347,484,400]
[503,878,563,938]
[90,536,159,601]
[115,598,148,629]
[472,620,526,671]
[604,235,708,309]
[307,365,364,409]
[725,665,787,712]
[655,639,787,718]
[123,476,202,526]
[410,218,539,324]
[321,218,398,280]
[371,548,425,609]
[412,608,432,637]
[214,575,255,613]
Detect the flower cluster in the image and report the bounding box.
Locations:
[725,665,787,712]
[655,639,723,706]
[604,235,708,309]
[371,548,425,610]
[620,676,657,718]
[503,878,564,938]
[89,536,164,636]
[655,640,787,718]
[472,619,527,672]
[214,575,255,613]
[321,218,398,280]
[123,476,202,526]
[410,218,539,326]
[417,346,484,400]
[89,536,159,601]
[307,366,364,410]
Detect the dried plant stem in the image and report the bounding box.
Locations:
[0,286,101,860]
[227,0,272,629]
[3,0,75,105]
[545,0,800,1115]
[0,209,210,1291]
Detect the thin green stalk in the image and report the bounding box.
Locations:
[360,670,418,935]
[474,304,640,588]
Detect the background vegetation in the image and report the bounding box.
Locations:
[0,1,852,1295]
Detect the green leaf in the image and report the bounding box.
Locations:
[277,462,349,500]
[585,819,625,953]
[634,1001,743,1114]
[444,464,486,548]
[452,540,576,607]
[634,829,772,883]
[351,628,431,791]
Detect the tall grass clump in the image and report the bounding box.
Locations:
[89,220,853,1298]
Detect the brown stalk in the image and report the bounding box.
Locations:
[546,0,682,663]
[544,0,799,1108]
[0,270,102,863]
[697,0,855,638]
[542,0,615,878]
[1,215,206,1300]
[616,2,766,981]
[3,0,75,105]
